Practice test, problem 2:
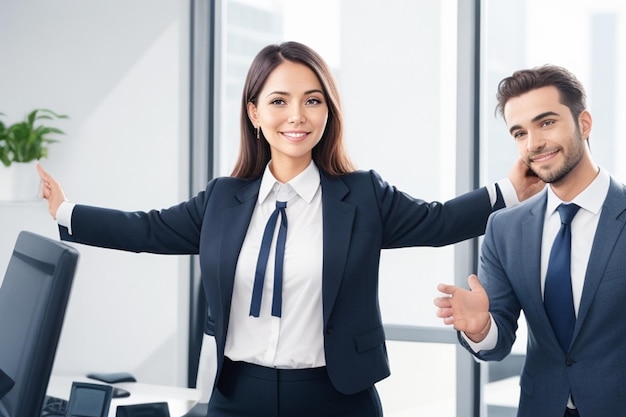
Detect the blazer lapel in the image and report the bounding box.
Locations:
[521,193,548,315]
[574,179,626,339]
[218,179,260,316]
[320,173,355,325]
[217,174,357,326]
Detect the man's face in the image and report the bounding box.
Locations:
[504,86,587,185]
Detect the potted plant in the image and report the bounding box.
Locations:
[0,109,68,201]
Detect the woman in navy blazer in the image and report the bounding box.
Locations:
[39,42,542,416]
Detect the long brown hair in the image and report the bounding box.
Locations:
[230,41,355,179]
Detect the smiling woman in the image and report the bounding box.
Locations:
[232,42,351,182]
[35,38,538,417]
[246,60,330,183]
[212,1,493,415]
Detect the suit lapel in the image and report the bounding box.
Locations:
[521,194,548,315]
[574,179,626,339]
[217,174,358,326]
[320,173,355,325]
[218,179,260,317]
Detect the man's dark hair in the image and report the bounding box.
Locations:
[495,64,587,121]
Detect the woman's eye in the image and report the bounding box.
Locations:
[270,99,286,105]
[306,97,322,105]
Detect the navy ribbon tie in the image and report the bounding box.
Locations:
[544,203,580,352]
[250,201,288,318]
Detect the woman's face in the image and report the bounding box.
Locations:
[248,61,328,176]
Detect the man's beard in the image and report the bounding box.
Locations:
[527,131,585,184]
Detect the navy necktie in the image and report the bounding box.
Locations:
[544,203,580,352]
[250,200,288,318]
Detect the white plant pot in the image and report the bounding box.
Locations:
[0,160,42,202]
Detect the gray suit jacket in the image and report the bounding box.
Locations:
[460,177,626,416]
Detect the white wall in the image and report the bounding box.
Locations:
[0,0,191,387]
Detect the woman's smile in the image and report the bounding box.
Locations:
[281,130,310,142]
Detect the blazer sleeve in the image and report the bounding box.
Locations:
[58,180,217,255]
[457,210,521,361]
[366,170,496,248]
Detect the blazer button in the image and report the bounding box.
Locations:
[565,357,575,366]
[326,326,334,334]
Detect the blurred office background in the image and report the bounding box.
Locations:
[0,0,624,416]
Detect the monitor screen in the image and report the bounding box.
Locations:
[0,231,79,417]
[115,402,171,417]
[65,382,112,417]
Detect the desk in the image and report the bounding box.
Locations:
[48,375,201,417]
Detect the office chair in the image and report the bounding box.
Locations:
[0,231,79,417]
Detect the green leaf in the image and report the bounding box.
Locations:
[0,109,68,166]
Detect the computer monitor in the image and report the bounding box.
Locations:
[0,231,79,417]
[115,402,170,417]
[65,382,112,417]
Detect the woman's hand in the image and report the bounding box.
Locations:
[508,158,545,202]
[37,163,67,219]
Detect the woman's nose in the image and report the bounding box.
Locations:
[288,106,305,124]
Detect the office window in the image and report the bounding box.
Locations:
[481,0,626,184]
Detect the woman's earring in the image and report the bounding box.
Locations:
[256,126,260,140]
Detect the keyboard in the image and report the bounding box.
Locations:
[41,395,68,417]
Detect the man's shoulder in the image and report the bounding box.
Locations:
[493,190,545,221]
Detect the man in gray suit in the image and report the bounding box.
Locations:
[435,65,626,417]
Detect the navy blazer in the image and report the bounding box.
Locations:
[60,169,494,394]
[460,177,626,416]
